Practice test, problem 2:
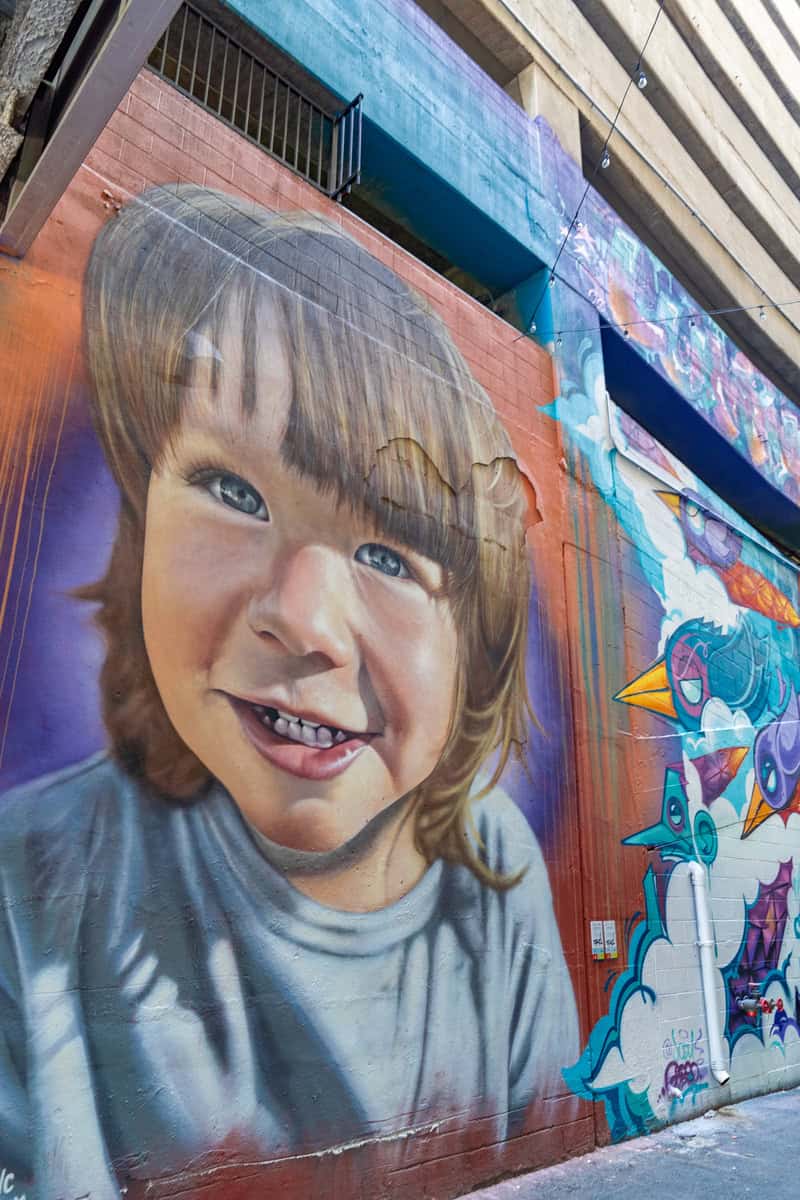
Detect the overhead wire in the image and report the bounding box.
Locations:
[507,1,800,352]
[516,0,666,343]
[551,297,800,343]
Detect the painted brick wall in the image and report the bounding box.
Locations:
[85,68,556,435]
[0,63,592,1197]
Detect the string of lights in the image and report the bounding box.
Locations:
[517,0,666,344]
[549,297,800,348]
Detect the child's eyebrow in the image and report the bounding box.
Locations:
[173,388,285,461]
[176,417,255,453]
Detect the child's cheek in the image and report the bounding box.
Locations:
[142,487,262,671]
[361,582,458,739]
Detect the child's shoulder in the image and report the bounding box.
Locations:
[0,751,135,848]
[470,784,547,883]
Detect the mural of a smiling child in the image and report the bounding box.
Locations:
[0,186,577,1193]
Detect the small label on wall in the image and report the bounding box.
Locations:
[590,921,605,959]
[603,920,619,959]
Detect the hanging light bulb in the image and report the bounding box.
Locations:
[529,320,537,334]
[601,150,611,169]
[637,70,647,89]
[623,327,630,338]
[556,334,563,348]
[759,305,767,321]
[549,275,556,287]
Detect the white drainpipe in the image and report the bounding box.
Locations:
[687,861,731,1085]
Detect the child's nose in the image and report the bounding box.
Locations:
[247,543,354,667]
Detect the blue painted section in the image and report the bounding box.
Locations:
[360,124,545,290]
[513,267,555,345]
[602,327,800,550]
[223,0,565,273]
[563,867,665,1141]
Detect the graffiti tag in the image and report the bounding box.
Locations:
[662,1026,705,1066]
[0,1169,25,1199]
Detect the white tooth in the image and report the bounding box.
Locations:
[334,731,346,744]
[288,720,303,741]
[261,710,272,726]
[301,724,318,746]
[274,717,289,735]
[301,719,320,729]
[277,708,294,722]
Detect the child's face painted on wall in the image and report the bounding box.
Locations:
[141,316,459,854]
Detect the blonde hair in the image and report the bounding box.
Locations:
[81,184,535,887]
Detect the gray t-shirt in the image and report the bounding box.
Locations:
[0,753,577,1197]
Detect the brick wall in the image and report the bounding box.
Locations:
[85,67,556,438]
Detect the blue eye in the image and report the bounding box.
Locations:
[355,542,410,578]
[205,472,268,520]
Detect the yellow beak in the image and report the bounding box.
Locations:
[655,490,682,518]
[742,781,772,839]
[614,658,678,720]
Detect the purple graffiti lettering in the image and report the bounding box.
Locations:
[660,1059,705,1099]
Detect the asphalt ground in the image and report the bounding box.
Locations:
[466,1086,800,1198]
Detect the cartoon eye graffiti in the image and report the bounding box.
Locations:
[679,677,703,706]
[693,810,718,867]
[614,615,783,734]
[666,795,685,832]
[742,689,800,837]
[623,768,720,868]
[759,756,781,808]
[685,502,705,534]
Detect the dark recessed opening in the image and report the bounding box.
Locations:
[341,190,508,314]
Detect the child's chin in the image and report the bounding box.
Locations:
[249,800,357,855]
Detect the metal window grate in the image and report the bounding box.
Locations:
[148,3,362,200]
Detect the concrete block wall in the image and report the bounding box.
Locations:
[563,387,800,1141]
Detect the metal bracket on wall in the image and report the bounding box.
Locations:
[0,0,183,257]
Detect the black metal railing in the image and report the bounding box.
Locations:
[148,3,362,199]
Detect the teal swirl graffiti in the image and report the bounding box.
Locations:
[562,868,667,1140]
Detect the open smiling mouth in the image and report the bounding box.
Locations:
[252,704,351,748]
[229,696,374,782]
